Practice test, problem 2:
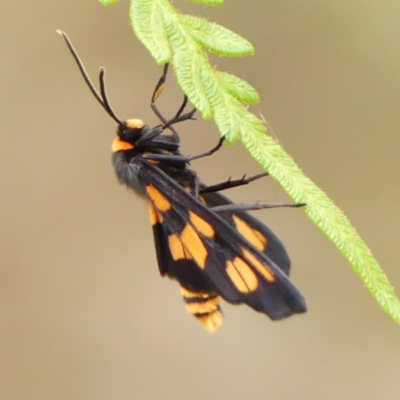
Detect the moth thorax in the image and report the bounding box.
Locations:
[111,152,144,196]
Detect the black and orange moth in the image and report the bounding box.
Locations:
[58,31,306,332]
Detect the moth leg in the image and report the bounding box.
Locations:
[143,136,225,163]
[211,202,306,213]
[150,64,196,140]
[150,63,169,124]
[200,172,269,194]
[188,136,225,161]
[162,98,196,131]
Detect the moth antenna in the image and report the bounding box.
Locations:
[57,30,123,125]
[99,68,124,125]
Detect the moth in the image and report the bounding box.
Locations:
[58,31,306,332]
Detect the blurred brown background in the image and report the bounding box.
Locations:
[1,1,400,399]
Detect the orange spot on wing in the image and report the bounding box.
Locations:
[254,229,267,246]
[233,215,267,251]
[242,248,275,282]
[180,224,208,269]
[148,203,164,225]
[168,234,185,260]
[226,257,258,293]
[146,185,171,211]
[167,234,193,261]
[189,211,215,238]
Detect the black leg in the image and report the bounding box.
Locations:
[168,95,189,124]
[143,136,225,163]
[162,103,197,129]
[188,136,225,161]
[200,173,269,194]
[149,64,196,140]
[211,202,306,213]
[150,64,169,124]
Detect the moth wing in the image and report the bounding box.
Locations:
[148,200,216,293]
[199,188,291,275]
[139,160,306,320]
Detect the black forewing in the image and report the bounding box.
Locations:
[150,205,216,293]
[146,161,216,293]
[153,177,290,278]
[137,159,306,320]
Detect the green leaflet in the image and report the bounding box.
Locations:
[245,133,400,324]
[98,0,400,325]
[129,0,260,124]
[179,15,254,57]
[216,71,260,104]
[131,0,171,64]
